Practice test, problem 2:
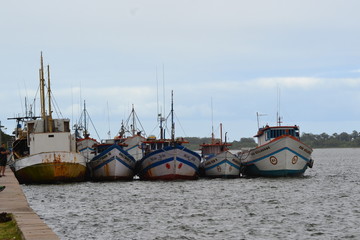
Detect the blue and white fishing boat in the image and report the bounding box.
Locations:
[88,139,136,181]
[239,125,314,177]
[199,124,241,178]
[115,105,146,161]
[136,91,201,180]
[75,101,98,163]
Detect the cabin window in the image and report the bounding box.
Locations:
[157,143,163,150]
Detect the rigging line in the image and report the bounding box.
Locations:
[49,90,63,119]
[86,109,101,140]
[174,112,187,137]
[156,66,159,117]
[134,111,147,137]
[149,124,159,136]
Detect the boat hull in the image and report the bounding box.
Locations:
[88,144,136,181]
[77,137,97,162]
[13,152,86,184]
[239,136,313,177]
[136,145,201,180]
[200,151,241,178]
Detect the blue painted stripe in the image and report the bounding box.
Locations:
[243,164,307,177]
[79,147,94,152]
[244,147,310,165]
[138,147,200,175]
[93,156,134,171]
[140,157,174,174]
[137,145,200,165]
[92,144,135,162]
[177,157,199,171]
[205,159,241,171]
[126,145,138,152]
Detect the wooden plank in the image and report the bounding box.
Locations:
[0,167,59,240]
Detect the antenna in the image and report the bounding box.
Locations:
[162,64,165,119]
[156,67,159,117]
[211,97,214,144]
[276,86,282,126]
[256,112,267,129]
[107,101,111,138]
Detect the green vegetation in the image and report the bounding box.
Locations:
[3,128,360,149]
[184,137,257,151]
[184,130,360,150]
[0,130,13,146]
[301,131,360,148]
[0,213,23,240]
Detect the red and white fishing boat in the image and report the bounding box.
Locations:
[135,91,201,180]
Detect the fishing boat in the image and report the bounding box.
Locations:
[75,101,99,163]
[199,124,241,178]
[9,53,87,184]
[87,105,145,181]
[115,105,146,161]
[135,91,201,180]
[88,139,136,181]
[239,124,314,177]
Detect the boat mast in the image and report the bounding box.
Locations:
[276,86,282,126]
[220,123,223,144]
[83,100,88,137]
[131,104,135,136]
[171,90,175,142]
[47,64,53,132]
[39,52,46,121]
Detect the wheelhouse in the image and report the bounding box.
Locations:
[255,125,300,145]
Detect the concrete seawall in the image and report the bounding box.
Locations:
[0,167,59,240]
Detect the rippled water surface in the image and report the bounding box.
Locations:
[22,148,360,239]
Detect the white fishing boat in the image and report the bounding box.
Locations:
[9,53,86,184]
[135,91,201,180]
[88,139,136,181]
[199,124,241,178]
[115,105,146,161]
[239,124,314,177]
[75,101,99,163]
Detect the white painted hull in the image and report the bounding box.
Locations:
[77,138,97,162]
[88,144,136,181]
[13,151,86,184]
[201,151,241,178]
[239,136,313,177]
[123,135,146,161]
[136,146,201,180]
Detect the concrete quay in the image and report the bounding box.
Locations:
[0,166,59,240]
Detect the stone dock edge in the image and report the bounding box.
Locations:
[0,166,60,240]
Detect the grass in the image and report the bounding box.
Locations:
[0,213,23,240]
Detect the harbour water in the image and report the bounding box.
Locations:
[22,148,360,239]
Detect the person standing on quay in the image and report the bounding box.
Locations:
[0,143,10,177]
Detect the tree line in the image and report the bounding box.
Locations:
[300,131,360,148]
[185,130,360,150]
[2,130,360,150]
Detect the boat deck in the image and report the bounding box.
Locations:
[0,166,59,240]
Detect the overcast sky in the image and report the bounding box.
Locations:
[1,0,360,141]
